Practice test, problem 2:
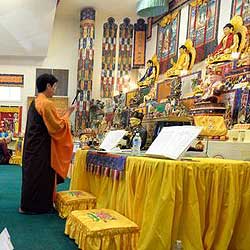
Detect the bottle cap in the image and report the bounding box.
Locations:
[176,240,182,245]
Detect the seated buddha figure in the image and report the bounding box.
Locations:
[137,55,159,88]
[165,39,196,78]
[207,16,247,64]
[137,60,156,88]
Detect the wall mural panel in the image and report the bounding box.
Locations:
[156,12,180,74]
[133,19,146,69]
[75,8,95,131]
[187,0,220,63]
[231,0,250,25]
[100,17,118,98]
[117,18,134,93]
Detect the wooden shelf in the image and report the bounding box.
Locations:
[142,116,193,124]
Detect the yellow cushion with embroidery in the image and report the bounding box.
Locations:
[55,190,96,219]
[194,115,227,136]
[65,209,139,250]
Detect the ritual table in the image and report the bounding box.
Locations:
[70,150,250,250]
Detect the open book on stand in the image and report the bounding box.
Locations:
[145,126,202,160]
[99,130,126,152]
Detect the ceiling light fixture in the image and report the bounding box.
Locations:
[136,0,168,17]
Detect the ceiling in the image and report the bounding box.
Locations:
[56,0,137,18]
[0,0,140,59]
[0,0,57,59]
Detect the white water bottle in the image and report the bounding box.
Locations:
[132,133,141,156]
[173,240,184,250]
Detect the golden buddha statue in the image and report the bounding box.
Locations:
[165,39,196,78]
[207,15,247,64]
[240,48,250,66]
[137,55,159,88]
[239,39,250,66]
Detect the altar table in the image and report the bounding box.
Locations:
[70,150,250,250]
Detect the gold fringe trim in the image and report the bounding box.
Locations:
[65,212,139,250]
[55,199,96,219]
[159,11,179,27]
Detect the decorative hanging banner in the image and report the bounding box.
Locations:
[86,151,127,181]
[231,0,250,25]
[156,12,180,74]
[117,18,134,92]
[100,17,118,98]
[75,8,95,131]
[187,0,220,63]
[147,17,153,40]
[133,19,146,69]
[0,74,24,87]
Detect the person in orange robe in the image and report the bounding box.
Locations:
[20,74,75,214]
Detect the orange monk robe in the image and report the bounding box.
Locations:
[35,93,73,179]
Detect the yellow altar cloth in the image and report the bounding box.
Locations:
[71,150,250,250]
[65,209,139,250]
[55,190,96,218]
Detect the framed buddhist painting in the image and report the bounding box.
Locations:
[231,0,250,25]
[156,80,172,102]
[180,71,202,98]
[187,0,220,62]
[27,96,69,117]
[156,12,180,74]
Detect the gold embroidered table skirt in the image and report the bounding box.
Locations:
[70,150,250,250]
[65,209,139,250]
[55,190,96,218]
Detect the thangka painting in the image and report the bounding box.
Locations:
[187,0,220,63]
[238,89,250,123]
[117,18,134,92]
[180,71,202,98]
[0,106,22,136]
[221,89,242,128]
[231,0,250,25]
[75,8,95,131]
[133,19,146,68]
[100,17,118,98]
[156,12,180,74]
